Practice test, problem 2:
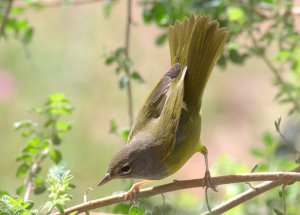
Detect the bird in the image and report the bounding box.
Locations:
[98,15,228,199]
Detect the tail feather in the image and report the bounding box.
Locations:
[168,16,228,113]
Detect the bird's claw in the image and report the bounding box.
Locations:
[124,184,140,201]
[204,170,217,192]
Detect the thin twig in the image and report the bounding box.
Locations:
[201,166,300,215]
[124,0,134,127]
[14,0,103,8]
[51,170,300,214]
[0,0,14,37]
[281,184,287,215]
[23,148,49,201]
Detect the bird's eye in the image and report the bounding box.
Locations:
[120,164,131,174]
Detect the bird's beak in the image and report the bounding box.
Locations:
[97,172,113,186]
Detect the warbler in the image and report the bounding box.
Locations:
[98,15,228,198]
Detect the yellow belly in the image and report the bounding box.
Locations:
[163,114,202,176]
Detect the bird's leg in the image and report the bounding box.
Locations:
[199,145,217,192]
[203,152,217,192]
[124,180,152,200]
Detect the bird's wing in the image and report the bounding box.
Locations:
[154,66,187,159]
[127,63,181,142]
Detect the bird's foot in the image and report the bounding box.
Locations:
[123,180,152,201]
[204,170,217,192]
[124,184,140,201]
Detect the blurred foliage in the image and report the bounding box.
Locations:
[139,0,300,114]
[41,166,75,214]
[103,47,144,90]
[1,0,300,214]
[0,94,75,214]
[14,93,73,197]
[214,120,300,215]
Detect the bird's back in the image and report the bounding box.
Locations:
[163,16,228,176]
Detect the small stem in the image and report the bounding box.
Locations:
[201,166,300,215]
[24,148,49,201]
[0,0,14,37]
[124,0,134,127]
[281,184,287,215]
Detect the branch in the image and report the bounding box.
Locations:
[124,0,134,127]
[0,0,14,37]
[51,170,300,214]
[201,165,300,214]
[14,0,103,9]
[24,148,49,201]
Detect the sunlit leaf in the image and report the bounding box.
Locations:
[129,206,144,215]
[16,163,29,177]
[49,149,62,164]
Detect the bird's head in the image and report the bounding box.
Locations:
[98,134,167,186]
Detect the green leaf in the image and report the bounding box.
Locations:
[273,208,284,215]
[22,27,34,45]
[23,200,34,209]
[119,75,129,89]
[251,148,265,157]
[52,133,61,145]
[105,56,115,65]
[22,145,39,154]
[16,163,29,177]
[34,176,45,185]
[68,183,76,189]
[34,185,46,195]
[274,117,281,133]
[16,154,32,163]
[123,58,133,70]
[227,7,245,24]
[152,3,168,26]
[0,190,9,197]
[14,120,36,131]
[44,119,55,128]
[155,33,167,45]
[143,8,153,24]
[129,206,144,215]
[113,203,130,213]
[56,121,72,132]
[16,184,25,195]
[48,93,66,101]
[55,203,64,214]
[121,128,130,140]
[217,54,227,68]
[262,132,274,147]
[110,119,118,133]
[229,49,247,64]
[131,71,144,83]
[250,164,259,173]
[103,0,118,17]
[115,48,125,57]
[49,149,62,164]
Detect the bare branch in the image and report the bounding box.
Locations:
[0,0,14,37]
[201,166,300,215]
[124,0,134,127]
[51,169,300,214]
[24,148,49,201]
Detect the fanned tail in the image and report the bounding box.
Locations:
[168,16,228,113]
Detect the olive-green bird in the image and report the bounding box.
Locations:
[98,15,228,198]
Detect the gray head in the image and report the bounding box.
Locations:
[98,133,167,186]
